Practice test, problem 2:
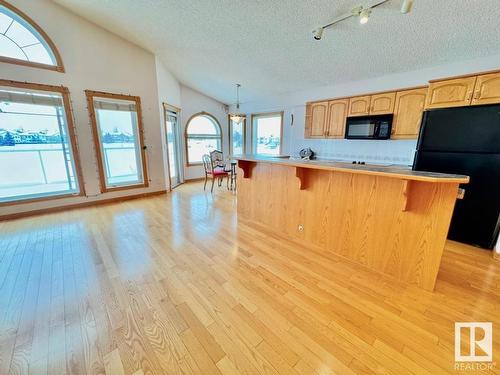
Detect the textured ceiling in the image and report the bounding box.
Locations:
[53,0,500,104]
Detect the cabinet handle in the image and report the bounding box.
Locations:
[466,92,473,101]
[473,91,480,100]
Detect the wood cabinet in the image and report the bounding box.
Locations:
[305,68,500,140]
[306,99,348,138]
[370,92,396,115]
[348,96,371,117]
[472,72,500,105]
[325,99,348,138]
[392,88,427,139]
[348,93,395,116]
[425,77,477,109]
[426,72,500,108]
[307,101,328,137]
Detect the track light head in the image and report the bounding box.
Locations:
[359,8,371,24]
[312,27,324,40]
[400,0,414,14]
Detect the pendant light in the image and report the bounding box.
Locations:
[229,84,245,124]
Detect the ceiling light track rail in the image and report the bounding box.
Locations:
[313,0,414,40]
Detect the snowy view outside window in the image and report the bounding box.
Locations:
[93,99,144,189]
[186,114,222,164]
[0,88,79,202]
[230,119,244,155]
[252,113,282,155]
[0,3,58,66]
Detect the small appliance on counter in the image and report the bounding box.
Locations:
[299,147,315,160]
[345,114,392,139]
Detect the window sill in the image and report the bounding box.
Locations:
[101,182,149,193]
[0,191,84,206]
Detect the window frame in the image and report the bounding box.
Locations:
[228,115,246,156]
[251,111,284,156]
[0,0,65,72]
[0,79,85,206]
[85,90,149,193]
[163,102,182,190]
[184,111,222,166]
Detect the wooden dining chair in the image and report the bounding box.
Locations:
[202,153,228,192]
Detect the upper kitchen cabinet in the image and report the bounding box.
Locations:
[370,92,396,115]
[305,101,328,137]
[325,99,349,138]
[425,76,477,109]
[348,93,395,117]
[304,68,500,139]
[471,72,500,105]
[348,95,371,116]
[392,87,427,139]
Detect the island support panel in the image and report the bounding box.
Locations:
[237,162,460,290]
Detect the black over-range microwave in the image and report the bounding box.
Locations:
[345,114,393,140]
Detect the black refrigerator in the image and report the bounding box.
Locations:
[413,104,500,249]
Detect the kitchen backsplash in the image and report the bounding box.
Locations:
[292,138,418,166]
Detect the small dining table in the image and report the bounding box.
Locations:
[217,159,237,190]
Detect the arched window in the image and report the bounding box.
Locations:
[0,1,64,72]
[185,112,222,165]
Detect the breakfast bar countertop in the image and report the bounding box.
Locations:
[233,154,470,184]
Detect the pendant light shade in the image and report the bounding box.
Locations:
[230,114,245,124]
[229,84,245,124]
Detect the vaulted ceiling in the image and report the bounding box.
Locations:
[53,0,500,104]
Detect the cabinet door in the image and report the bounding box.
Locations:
[348,96,371,117]
[370,92,396,115]
[425,77,476,109]
[472,72,500,105]
[392,88,427,139]
[325,99,348,138]
[307,101,328,137]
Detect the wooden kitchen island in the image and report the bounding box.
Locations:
[235,155,469,291]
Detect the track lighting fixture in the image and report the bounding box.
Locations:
[400,0,414,14]
[359,8,371,24]
[311,0,414,40]
[312,27,324,40]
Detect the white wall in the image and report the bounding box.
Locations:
[180,85,228,180]
[155,57,182,190]
[1,0,181,216]
[155,57,181,109]
[236,52,500,166]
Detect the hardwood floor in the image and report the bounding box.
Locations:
[0,181,499,374]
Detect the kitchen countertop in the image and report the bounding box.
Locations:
[233,154,469,184]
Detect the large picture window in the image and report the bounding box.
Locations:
[251,112,283,155]
[86,91,148,192]
[185,112,222,165]
[0,80,83,204]
[229,116,245,156]
[0,1,64,71]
